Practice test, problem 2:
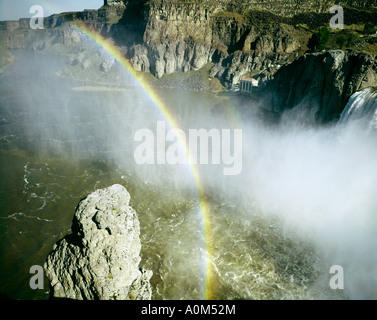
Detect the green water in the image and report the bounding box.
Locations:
[0,153,332,300]
[0,51,343,300]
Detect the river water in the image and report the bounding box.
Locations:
[1,51,375,300]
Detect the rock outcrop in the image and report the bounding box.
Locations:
[125,1,306,85]
[44,184,152,300]
[266,50,377,123]
[0,0,376,90]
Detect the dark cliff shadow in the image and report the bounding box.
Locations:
[228,28,252,54]
[108,1,148,48]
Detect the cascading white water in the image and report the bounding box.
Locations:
[339,87,377,130]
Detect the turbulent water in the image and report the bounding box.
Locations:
[1,51,377,300]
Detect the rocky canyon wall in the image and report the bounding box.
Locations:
[1,0,375,87]
[266,50,377,123]
[1,0,376,120]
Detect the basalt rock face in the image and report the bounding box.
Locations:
[0,0,339,86]
[127,1,217,78]
[266,50,377,123]
[208,23,301,87]
[44,184,152,300]
[1,0,376,89]
[122,1,308,86]
[105,0,377,88]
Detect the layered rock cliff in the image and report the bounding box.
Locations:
[0,0,376,116]
[266,50,377,123]
[122,1,311,83]
[108,0,376,87]
[1,0,376,88]
[44,184,152,300]
[127,2,307,85]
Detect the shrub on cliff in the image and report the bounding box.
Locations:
[364,22,377,34]
[345,33,360,47]
[336,35,347,49]
[308,26,331,51]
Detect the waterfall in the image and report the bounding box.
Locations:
[339,87,377,130]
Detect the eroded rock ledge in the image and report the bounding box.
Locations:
[44,184,152,300]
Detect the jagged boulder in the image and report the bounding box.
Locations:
[100,57,115,72]
[44,184,152,300]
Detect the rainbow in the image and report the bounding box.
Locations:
[71,20,216,299]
